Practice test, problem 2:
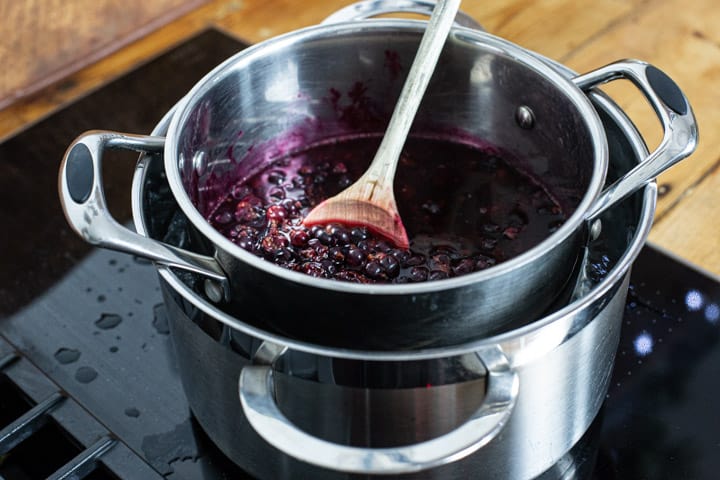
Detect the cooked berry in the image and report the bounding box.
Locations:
[208,134,568,284]
[329,224,350,244]
[301,262,326,277]
[281,199,302,215]
[289,229,310,247]
[390,249,410,264]
[409,266,429,282]
[308,239,328,256]
[328,247,345,262]
[261,233,288,255]
[234,200,257,222]
[405,254,426,267]
[266,205,287,224]
[350,227,370,242]
[315,229,334,246]
[452,258,476,276]
[430,254,451,268]
[345,246,365,266]
[235,237,254,250]
[364,261,385,279]
[379,255,400,277]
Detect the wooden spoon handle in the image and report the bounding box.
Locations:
[364,0,461,187]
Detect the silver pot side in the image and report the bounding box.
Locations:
[159,271,625,480]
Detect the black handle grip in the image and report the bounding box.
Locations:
[65,143,95,203]
[646,65,687,115]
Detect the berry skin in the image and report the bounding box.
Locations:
[266,205,287,224]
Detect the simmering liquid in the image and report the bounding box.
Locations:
[208,134,566,283]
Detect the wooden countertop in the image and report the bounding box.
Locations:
[2,0,717,276]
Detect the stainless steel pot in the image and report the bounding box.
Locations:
[128,44,656,478]
[58,1,697,349]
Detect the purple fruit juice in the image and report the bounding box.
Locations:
[208,133,566,284]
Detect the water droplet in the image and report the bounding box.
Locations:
[125,407,140,418]
[54,348,81,364]
[95,313,122,330]
[109,346,119,353]
[75,366,98,384]
[152,304,170,335]
[109,259,118,266]
[97,295,106,303]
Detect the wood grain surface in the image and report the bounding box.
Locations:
[0,0,206,109]
[0,0,717,275]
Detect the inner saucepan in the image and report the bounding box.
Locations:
[161,22,605,347]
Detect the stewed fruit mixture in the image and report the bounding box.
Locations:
[208,133,567,284]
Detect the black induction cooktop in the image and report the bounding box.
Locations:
[0,29,718,480]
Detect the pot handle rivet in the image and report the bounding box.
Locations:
[238,343,518,475]
[515,105,535,130]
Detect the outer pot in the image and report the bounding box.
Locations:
[58,1,697,349]
[131,65,656,478]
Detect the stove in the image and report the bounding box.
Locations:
[1,29,718,480]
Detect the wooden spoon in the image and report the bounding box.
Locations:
[302,0,461,249]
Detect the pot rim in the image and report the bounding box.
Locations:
[133,67,655,363]
[161,19,609,296]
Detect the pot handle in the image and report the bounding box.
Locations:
[322,0,483,30]
[238,342,518,475]
[573,60,698,221]
[59,131,229,299]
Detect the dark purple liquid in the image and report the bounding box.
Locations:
[208,134,566,283]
